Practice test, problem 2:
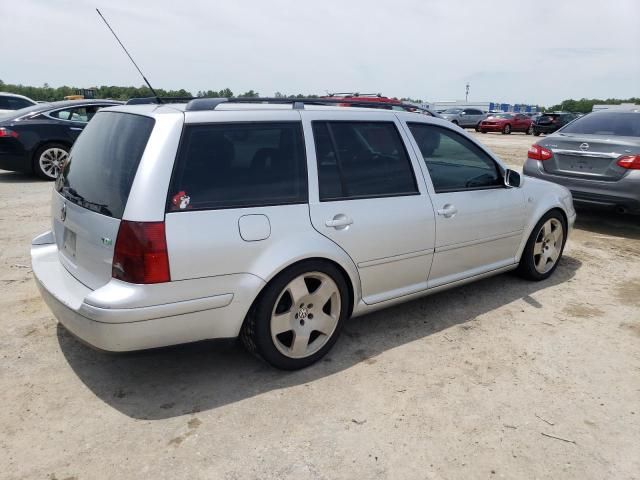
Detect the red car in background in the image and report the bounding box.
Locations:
[479,112,533,135]
[321,92,403,108]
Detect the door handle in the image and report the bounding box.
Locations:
[325,214,353,230]
[70,127,84,131]
[437,204,458,218]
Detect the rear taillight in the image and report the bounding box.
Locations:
[617,155,640,170]
[0,127,19,138]
[112,221,170,284]
[528,144,553,161]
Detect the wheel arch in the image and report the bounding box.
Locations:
[516,205,569,262]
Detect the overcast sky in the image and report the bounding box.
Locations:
[3,0,639,106]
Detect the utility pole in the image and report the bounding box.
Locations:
[465,82,470,103]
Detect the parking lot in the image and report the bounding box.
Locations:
[1,131,639,479]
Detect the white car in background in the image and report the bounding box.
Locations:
[0,92,37,115]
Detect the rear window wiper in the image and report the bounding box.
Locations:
[61,187,113,216]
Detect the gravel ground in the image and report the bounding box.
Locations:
[1,132,639,480]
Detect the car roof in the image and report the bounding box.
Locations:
[0,92,34,101]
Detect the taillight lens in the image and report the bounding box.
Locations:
[617,155,640,170]
[0,127,19,138]
[528,144,553,161]
[112,221,170,284]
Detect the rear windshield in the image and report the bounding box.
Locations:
[560,112,640,137]
[56,112,155,218]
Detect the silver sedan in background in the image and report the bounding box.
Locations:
[524,107,640,214]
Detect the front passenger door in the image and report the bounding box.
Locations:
[405,122,525,287]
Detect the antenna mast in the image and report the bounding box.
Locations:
[96,8,161,102]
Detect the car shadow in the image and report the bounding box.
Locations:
[574,207,640,240]
[58,256,581,420]
[0,170,43,183]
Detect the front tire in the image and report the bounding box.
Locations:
[502,124,512,135]
[33,143,69,180]
[240,260,349,370]
[533,131,541,136]
[517,211,566,281]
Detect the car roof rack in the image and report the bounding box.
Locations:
[182,97,439,116]
[126,96,195,105]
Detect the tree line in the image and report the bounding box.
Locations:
[0,80,636,111]
[546,97,639,113]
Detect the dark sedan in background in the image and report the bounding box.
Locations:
[533,112,576,136]
[524,107,640,214]
[0,99,121,179]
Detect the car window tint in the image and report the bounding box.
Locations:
[57,112,155,219]
[0,97,33,110]
[560,112,640,136]
[50,107,89,122]
[168,122,307,211]
[408,123,502,193]
[312,121,418,201]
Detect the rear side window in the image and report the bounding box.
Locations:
[561,112,640,136]
[408,123,502,193]
[312,121,418,201]
[0,96,34,110]
[168,122,307,211]
[57,112,155,218]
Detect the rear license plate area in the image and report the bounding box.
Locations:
[63,227,76,258]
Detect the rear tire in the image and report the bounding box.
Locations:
[33,143,69,180]
[475,123,481,132]
[533,131,541,136]
[480,130,487,134]
[502,124,512,135]
[526,125,533,135]
[240,260,350,370]
[517,211,567,281]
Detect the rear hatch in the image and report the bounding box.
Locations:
[53,111,155,289]
[539,133,640,181]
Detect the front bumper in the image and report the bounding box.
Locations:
[31,232,265,351]
[523,160,640,213]
[479,124,504,132]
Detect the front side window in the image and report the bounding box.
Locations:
[168,122,307,211]
[312,121,418,201]
[408,123,503,193]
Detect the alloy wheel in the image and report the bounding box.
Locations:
[39,147,68,179]
[533,218,564,274]
[270,272,341,359]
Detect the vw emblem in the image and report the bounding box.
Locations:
[579,142,589,151]
[298,307,308,320]
[60,202,67,222]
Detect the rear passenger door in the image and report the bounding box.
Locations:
[302,111,436,305]
[164,116,312,280]
[404,121,525,287]
[462,109,483,128]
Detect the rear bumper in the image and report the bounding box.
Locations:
[31,232,265,351]
[533,125,559,134]
[523,160,640,213]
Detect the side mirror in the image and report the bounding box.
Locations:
[504,169,522,188]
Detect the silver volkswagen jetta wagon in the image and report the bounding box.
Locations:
[32,98,575,369]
